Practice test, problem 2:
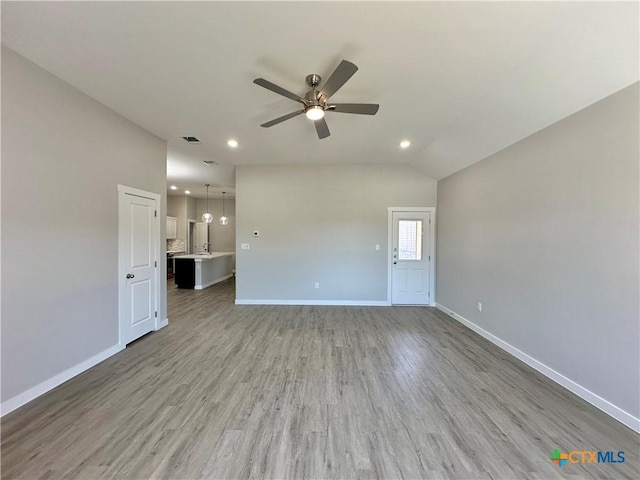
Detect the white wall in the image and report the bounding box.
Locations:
[167,195,188,240]
[196,198,236,252]
[186,196,198,222]
[1,47,167,407]
[235,165,437,303]
[436,83,639,427]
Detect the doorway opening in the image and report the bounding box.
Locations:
[187,219,208,254]
[187,219,196,254]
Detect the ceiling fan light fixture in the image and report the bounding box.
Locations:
[305,106,325,121]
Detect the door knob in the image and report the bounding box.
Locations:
[126,274,135,279]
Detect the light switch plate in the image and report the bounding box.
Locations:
[241,243,250,250]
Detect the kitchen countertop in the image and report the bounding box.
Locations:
[174,252,235,260]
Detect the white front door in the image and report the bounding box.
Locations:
[390,209,433,305]
[118,187,159,345]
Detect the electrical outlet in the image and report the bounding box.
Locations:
[314,282,320,289]
[477,302,482,312]
[241,243,250,250]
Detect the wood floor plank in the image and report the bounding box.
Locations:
[2,278,638,479]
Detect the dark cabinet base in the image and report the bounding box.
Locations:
[174,258,195,288]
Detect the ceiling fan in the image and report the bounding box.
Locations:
[253,60,379,139]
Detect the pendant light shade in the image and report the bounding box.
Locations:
[202,184,213,224]
[219,191,229,226]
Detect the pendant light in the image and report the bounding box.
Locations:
[202,184,213,224]
[219,191,229,226]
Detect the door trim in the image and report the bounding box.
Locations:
[387,207,436,306]
[186,219,196,254]
[117,184,163,346]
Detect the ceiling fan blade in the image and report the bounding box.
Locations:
[320,60,358,99]
[330,103,379,115]
[260,110,304,128]
[253,78,306,104]
[314,117,330,139]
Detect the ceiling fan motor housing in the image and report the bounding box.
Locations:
[305,74,321,88]
[304,89,325,108]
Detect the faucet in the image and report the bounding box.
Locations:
[203,242,212,253]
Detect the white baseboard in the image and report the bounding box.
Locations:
[436,303,640,433]
[1,343,125,417]
[195,273,234,290]
[235,299,391,306]
[156,318,169,330]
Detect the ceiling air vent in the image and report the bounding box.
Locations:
[203,160,218,166]
[182,136,201,144]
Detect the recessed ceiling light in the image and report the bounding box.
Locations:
[400,140,411,149]
[170,185,177,190]
[227,139,238,148]
[185,190,191,195]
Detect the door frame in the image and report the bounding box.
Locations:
[186,219,196,254]
[117,184,163,346]
[387,207,436,306]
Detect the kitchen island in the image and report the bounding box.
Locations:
[174,252,235,289]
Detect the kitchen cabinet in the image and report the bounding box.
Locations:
[166,216,177,239]
[174,257,195,288]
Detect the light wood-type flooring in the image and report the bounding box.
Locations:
[2,279,638,479]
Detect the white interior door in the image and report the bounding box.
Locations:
[118,187,158,345]
[391,210,433,305]
[193,222,208,253]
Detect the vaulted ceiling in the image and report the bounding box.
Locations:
[2,1,638,198]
